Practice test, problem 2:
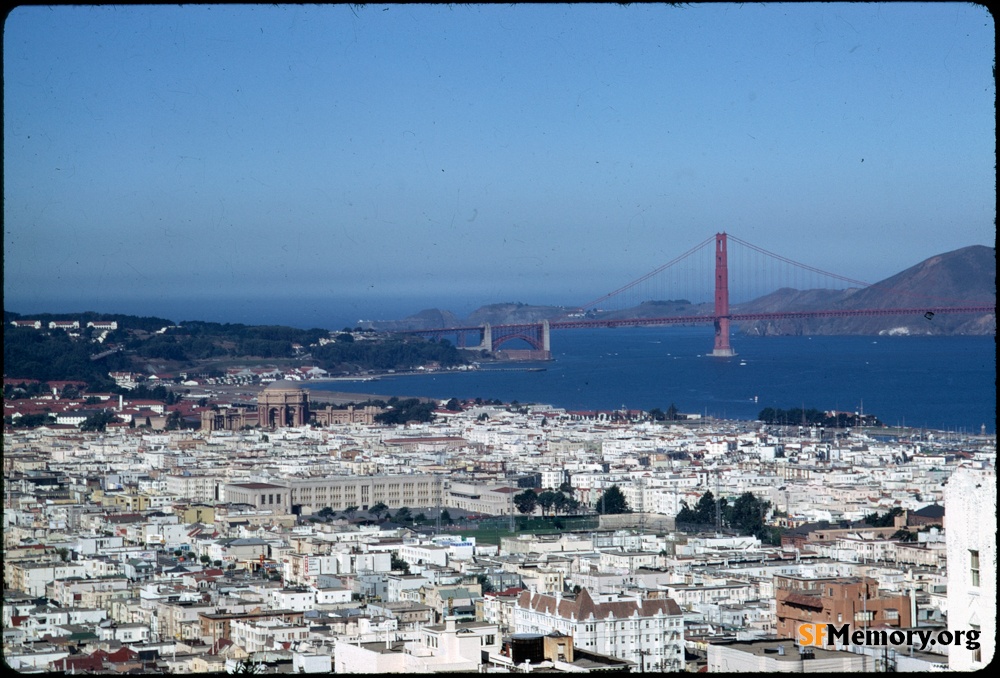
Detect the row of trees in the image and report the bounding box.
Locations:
[315,503,450,527]
[676,490,782,544]
[513,488,582,516]
[863,506,904,527]
[512,484,632,516]
[648,404,681,421]
[758,407,883,428]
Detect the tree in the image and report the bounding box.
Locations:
[200,554,210,564]
[538,491,559,516]
[552,492,568,515]
[390,552,410,574]
[393,506,412,523]
[476,573,496,594]
[445,397,462,411]
[694,490,718,525]
[343,506,358,517]
[666,403,679,420]
[370,502,389,520]
[165,410,183,430]
[513,490,538,515]
[595,485,631,514]
[864,506,903,527]
[441,509,453,525]
[563,496,581,514]
[727,492,771,535]
[81,409,120,432]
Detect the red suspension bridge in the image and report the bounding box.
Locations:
[398,233,994,358]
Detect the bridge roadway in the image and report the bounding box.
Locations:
[399,306,995,334]
[549,306,997,330]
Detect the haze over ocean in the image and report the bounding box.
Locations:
[4,4,994,315]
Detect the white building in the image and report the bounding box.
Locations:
[945,465,996,670]
[334,617,498,673]
[230,617,309,653]
[514,588,684,672]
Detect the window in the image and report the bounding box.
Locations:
[970,550,980,587]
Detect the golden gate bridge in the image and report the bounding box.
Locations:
[397,233,993,358]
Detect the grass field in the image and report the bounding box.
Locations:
[448,516,601,545]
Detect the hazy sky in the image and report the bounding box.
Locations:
[4,3,995,326]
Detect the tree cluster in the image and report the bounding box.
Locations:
[648,403,680,421]
[312,336,467,373]
[513,489,582,516]
[4,325,128,388]
[758,407,882,428]
[863,506,904,527]
[595,485,631,515]
[374,397,436,425]
[4,412,56,428]
[676,490,781,544]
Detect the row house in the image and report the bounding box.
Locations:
[663,580,755,610]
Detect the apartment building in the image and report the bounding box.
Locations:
[514,588,684,672]
[774,575,912,639]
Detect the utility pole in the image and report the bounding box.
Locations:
[508,478,515,533]
[637,475,646,534]
[714,470,722,535]
[435,475,442,533]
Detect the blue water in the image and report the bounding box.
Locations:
[309,327,996,434]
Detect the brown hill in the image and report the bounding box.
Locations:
[738,245,995,336]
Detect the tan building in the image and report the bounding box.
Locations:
[288,474,440,512]
[223,482,291,514]
[312,404,382,426]
[257,380,309,428]
[174,503,216,525]
[200,383,383,431]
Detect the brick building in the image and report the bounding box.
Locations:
[775,575,912,639]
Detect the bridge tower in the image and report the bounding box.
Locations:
[480,323,492,352]
[711,232,737,357]
[541,319,551,357]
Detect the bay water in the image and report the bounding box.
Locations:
[309,326,996,434]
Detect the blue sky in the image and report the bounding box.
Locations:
[4,3,995,326]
